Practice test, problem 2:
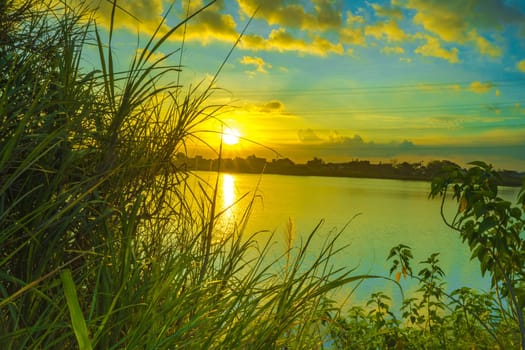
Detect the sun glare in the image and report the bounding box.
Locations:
[222,127,241,145]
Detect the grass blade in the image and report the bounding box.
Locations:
[61,269,93,350]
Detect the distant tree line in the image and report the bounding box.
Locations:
[176,154,524,186]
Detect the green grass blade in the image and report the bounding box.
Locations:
[61,269,93,350]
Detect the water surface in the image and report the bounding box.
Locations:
[195,171,521,306]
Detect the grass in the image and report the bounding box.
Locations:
[1,1,524,349]
[0,1,358,348]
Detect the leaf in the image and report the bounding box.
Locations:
[61,269,93,350]
[510,207,522,220]
[459,196,468,213]
[468,160,490,170]
[478,217,496,234]
[395,271,401,282]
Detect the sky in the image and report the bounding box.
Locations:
[82,0,525,170]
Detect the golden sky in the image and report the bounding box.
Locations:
[82,0,525,170]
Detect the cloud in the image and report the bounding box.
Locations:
[414,35,459,63]
[381,46,405,55]
[260,100,284,113]
[365,20,410,42]
[312,0,344,29]
[237,0,357,56]
[135,48,167,64]
[468,81,494,94]
[237,0,342,32]
[241,100,287,114]
[298,128,323,142]
[517,60,525,72]
[372,3,403,20]
[79,0,165,35]
[282,131,525,169]
[240,55,272,73]
[80,0,521,63]
[240,29,344,56]
[399,0,523,57]
[174,1,239,44]
[339,10,367,46]
[78,0,240,46]
[467,30,501,57]
[297,132,418,157]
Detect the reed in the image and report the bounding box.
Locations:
[0,1,356,348]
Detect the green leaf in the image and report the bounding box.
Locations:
[478,217,497,234]
[61,269,93,350]
[510,207,522,220]
[468,161,490,169]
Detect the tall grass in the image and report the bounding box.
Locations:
[0,1,357,348]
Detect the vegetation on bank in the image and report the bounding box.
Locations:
[1,1,525,349]
[180,154,524,186]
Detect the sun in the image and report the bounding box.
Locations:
[222,127,241,145]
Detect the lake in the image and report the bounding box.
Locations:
[193,171,521,307]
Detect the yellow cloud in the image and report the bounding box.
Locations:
[258,100,285,113]
[78,0,165,35]
[173,2,238,44]
[135,48,166,64]
[365,20,410,42]
[311,36,345,56]
[237,0,342,32]
[372,4,403,20]
[240,29,344,57]
[233,101,294,125]
[468,81,494,94]
[467,30,501,57]
[312,0,343,29]
[414,35,459,63]
[346,10,365,25]
[77,0,239,46]
[339,28,365,45]
[240,56,272,74]
[240,34,267,50]
[412,5,465,42]
[402,0,517,57]
[381,46,405,55]
[339,11,366,46]
[517,60,525,72]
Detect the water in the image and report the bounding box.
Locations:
[194,171,521,308]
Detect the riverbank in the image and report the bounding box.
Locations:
[181,154,524,186]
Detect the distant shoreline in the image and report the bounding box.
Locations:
[179,154,524,187]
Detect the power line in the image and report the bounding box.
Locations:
[227,78,525,97]
[293,101,525,116]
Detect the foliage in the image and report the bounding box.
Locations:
[430,160,525,348]
[328,246,511,349]
[328,161,525,349]
[0,1,357,349]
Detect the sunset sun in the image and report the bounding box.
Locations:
[222,127,241,145]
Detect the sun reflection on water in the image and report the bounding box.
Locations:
[219,174,236,235]
[222,174,235,219]
[222,174,235,211]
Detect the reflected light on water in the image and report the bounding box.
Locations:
[221,174,236,229]
[222,174,235,209]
